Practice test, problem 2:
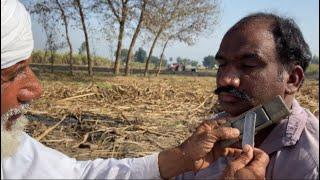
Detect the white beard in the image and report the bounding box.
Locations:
[1,115,28,159]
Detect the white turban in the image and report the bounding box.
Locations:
[1,0,34,69]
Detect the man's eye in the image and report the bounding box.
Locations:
[4,67,25,82]
[4,72,18,82]
[242,64,257,68]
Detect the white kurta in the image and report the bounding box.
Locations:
[1,132,160,179]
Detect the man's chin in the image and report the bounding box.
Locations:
[1,115,28,158]
[219,101,253,117]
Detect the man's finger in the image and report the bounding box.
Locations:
[201,116,231,129]
[226,145,253,172]
[193,151,214,172]
[212,127,240,140]
[244,148,269,178]
[196,121,215,133]
[222,147,243,158]
[248,148,270,169]
[216,118,228,126]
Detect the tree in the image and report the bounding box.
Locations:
[156,40,170,76]
[143,0,180,76]
[311,55,319,64]
[150,56,160,66]
[74,0,93,76]
[156,0,219,75]
[54,0,74,75]
[134,47,147,63]
[25,0,74,74]
[144,0,219,76]
[203,55,215,69]
[78,41,86,55]
[176,57,192,66]
[26,0,65,73]
[125,0,149,75]
[191,61,198,67]
[100,0,133,75]
[119,49,129,62]
[176,57,183,64]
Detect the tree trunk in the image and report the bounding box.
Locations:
[144,29,162,76]
[156,39,169,76]
[50,50,54,73]
[56,0,73,75]
[125,0,146,76]
[75,0,92,76]
[42,48,47,73]
[114,20,125,75]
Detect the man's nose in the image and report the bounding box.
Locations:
[17,67,42,102]
[217,68,240,87]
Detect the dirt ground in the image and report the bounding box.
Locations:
[25,72,319,160]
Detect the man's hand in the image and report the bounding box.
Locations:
[158,118,240,179]
[221,145,270,180]
[179,119,240,172]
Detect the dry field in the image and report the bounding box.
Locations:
[25,72,319,160]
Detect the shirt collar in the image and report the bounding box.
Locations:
[259,99,308,154]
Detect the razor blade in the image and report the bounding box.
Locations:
[219,95,290,148]
[242,111,256,148]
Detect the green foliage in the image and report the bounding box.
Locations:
[306,55,319,79]
[78,42,86,55]
[134,47,147,63]
[96,82,113,89]
[203,55,215,68]
[161,59,168,67]
[130,61,155,69]
[190,60,198,67]
[306,63,319,78]
[150,56,160,65]
[115,49,129,62]
[176,57,198,66]
[31,50,169,69]
[31,50,113,67]
[311,55,319,64]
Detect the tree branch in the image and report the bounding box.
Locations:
[107,0,121,22]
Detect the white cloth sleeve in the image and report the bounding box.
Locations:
[77,153,160,179]
[1,132,161,179]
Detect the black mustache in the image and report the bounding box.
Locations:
[214,86,250,101]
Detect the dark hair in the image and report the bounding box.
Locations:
[231,12,312,72]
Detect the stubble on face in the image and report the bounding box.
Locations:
[1,105,29,158]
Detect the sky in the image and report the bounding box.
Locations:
[31,0,319,63]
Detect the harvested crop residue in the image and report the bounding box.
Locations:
[25,73,319,160]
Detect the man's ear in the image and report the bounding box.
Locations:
[285,65,304,94]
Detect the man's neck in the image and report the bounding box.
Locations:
[254,123,277,147]
[230,123,276,149]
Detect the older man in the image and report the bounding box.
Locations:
[1,0,270,179]
[177,12,319,179]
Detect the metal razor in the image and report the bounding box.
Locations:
[219,95,290,148]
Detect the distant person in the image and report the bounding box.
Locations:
[176,12,319,179]
[1,0,268,179]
